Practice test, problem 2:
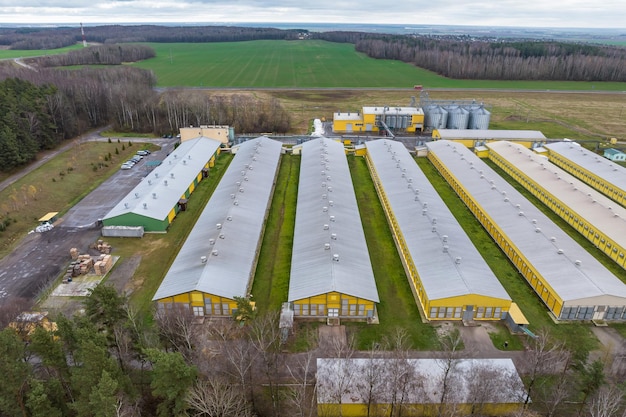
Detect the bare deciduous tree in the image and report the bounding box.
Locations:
[187,377,253,417]
[588,384,626,417]
[155,305,198,361]
[286,350,317,417]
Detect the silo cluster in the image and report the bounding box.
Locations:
[382,109,411,129]
[423,103,491,130]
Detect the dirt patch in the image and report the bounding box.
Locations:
[104,255,142,296]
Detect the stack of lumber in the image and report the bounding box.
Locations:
[94,254,113,275]
[70,248,80,260]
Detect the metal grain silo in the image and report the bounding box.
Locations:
[468,106,491,129]
[427,106,448,130]
[446,105,469,129]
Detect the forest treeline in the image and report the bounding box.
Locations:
[33,44,156,67]
[0,288,624,417]
[315,31,626,82]
[0,25,305,49]
[0,49,290,171]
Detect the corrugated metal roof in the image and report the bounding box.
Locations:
[288,137,379,302]
[545,141,626,194]
[153,136,282,301]
[366,139,510,302]
[317,358,525,405]
[488,141,626,251]
[435,129,546,140]
[104,137,220,223]
[428,140,626,303]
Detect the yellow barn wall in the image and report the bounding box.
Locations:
[156,292,238,317]
[318,402,522,417]
[475,148,490,158]
[428,150,565,318]
[428,295,511,321]
[489,149,626,271]
[188,181,195,193]
[292,291,376,318]
[355,147,367,157]
[167,208,176,223]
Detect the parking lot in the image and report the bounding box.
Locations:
[0,137,177,308]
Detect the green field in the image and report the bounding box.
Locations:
[0,44,83,59]
[129,40,626,91]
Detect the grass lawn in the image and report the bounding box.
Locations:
[108,154,234,316]
[348,156,439,351]
[0,141,145,259]
[252,155,299,312]
[417,157,599,358]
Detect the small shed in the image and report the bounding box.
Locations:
[604,148,626,161]
[39,212,59,225]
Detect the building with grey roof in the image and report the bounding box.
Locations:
[317,358,526,417]
[428,140,626,321]
[288,137,379,321]
[102,136,220,232]
[366,139,512,322]
[488,140,626,272]
[153,136,282,317]
[432,129,546,149]
[544,141,626,208]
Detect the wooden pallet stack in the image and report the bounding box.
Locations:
[77,254,93,275]
[94,254,113,275]
[96,240,112,254]
[69,247,80,260]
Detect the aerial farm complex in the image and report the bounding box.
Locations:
[95,98,626,326]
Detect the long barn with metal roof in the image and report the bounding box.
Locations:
[488,141,626,271]
[288,137,379,321]
[153,136,282,317]
[102,137,220,232]
[366,139,512,321]
[544,141,626,207]
[428,140,626,321]
[432,129,546,149]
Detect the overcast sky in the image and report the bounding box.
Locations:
[1,0,625,29]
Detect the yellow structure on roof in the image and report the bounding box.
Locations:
[38,212,59,224]
[179,125,232,144]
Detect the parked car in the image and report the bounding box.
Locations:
[131,156,142,163]
[136,150,150,156]
[120,163,133,170]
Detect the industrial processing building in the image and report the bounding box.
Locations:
[488,141,626,271]
[544,141,626,207]
[288,137,380,321]
[152,136,282,316]
[365,139,513,321]
[431,129,547,149]
[179,125,234,144]
[102,137,220,233]
[332,106,424,135]
[317,358,526,417]
[428,140,626,321]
